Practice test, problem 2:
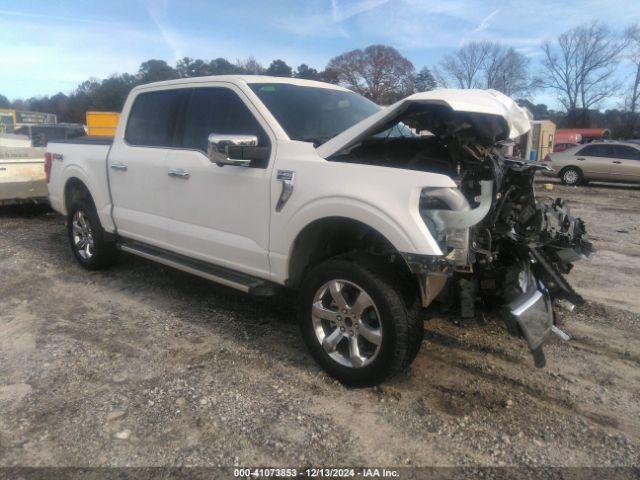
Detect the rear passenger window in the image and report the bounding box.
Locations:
[613,145,640,160]
[125,90,185,147]
[180,88,269,153]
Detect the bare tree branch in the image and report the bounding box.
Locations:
[540,22,625,114]
[438,41,533,96]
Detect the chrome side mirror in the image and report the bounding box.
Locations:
[207,134,257,167]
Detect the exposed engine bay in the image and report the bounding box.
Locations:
[331,102,593,367]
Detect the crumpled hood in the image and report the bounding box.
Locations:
[317,89,533,158]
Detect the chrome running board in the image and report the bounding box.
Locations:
[118,240,277,296]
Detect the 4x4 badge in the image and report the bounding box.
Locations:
[276,170,295,212]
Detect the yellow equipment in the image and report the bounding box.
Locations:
[86,111,119,137]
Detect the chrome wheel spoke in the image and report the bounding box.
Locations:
[349,336,365,368]
[78,213,87,229]
[358,322,382,346]
[72,221,83,236]
[322,329,343,353]
[329,281,348,311]
[312,302,338,323]
[72,210,94,259]
[351,291,373,318]
[312,279,383,369]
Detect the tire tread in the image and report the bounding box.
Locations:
[299,253,423,386]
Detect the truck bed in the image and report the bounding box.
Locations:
[0,147,48,203]
[50,136,113,146]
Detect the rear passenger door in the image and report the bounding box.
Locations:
[610,145,640,182]
[108,88,187,248]
[573,144,616,180]
[163,85,274,279]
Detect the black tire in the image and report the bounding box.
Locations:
[67,195,117,270]
[299,255,422,387]
[559,166,583,186]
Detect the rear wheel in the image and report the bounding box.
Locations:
[299,256,422,387]
[67,197,117,270]
[560,166,582,186]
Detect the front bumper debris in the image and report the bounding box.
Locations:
[508,281,554,368]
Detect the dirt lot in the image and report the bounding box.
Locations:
[0,182,639,469]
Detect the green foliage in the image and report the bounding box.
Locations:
[415,67,437,92]
[0,94,10,109]
[266,59,292,77]
[138,59,178,83]
[294,64,319,80]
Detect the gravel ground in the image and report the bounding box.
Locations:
[0,182,639,468]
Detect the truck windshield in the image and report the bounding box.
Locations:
[249,83,380,146]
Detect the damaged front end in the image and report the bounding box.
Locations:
[419,151,592,367]
[325,89,593,368]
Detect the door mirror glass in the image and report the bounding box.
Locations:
[207,134,258,166]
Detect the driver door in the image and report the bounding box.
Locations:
[163,85,274,279]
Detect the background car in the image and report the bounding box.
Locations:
[553,142,579,152]
[544,142,640,185]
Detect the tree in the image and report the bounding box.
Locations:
[209,57,241,75]
[294,64,319,80]
[318,68,340,85]
[540,22,625,124]
[0,94,10,108]
[177,57,210,77]
[138,59,177,83]
[266,59,292,77]
[517,99,550,120]
[327,45,415,104]
[93,74,137,111]
[624,24,640,137]
[485,47,532,96]
[439,41,489,89]
[438,41,533,96]
[236,56,264,75]
[414,67,437,92]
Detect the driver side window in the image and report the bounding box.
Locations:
[179,87,270,156]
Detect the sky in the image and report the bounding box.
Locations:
[1,0,638,109]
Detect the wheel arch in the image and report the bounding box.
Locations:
[64,177,93,212]
[286,216,417,293]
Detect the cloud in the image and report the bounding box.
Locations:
[274,0,391,38]
[0,8,114,27]
[330,0,391,22]
[140,0,185,61]
[469,8,500,36]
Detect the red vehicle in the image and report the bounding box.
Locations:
[553,142,579,152]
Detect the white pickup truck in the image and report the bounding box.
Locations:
[46,76,592,386]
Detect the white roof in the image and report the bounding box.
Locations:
[133,75,350,92]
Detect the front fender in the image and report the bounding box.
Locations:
[267,147,456,284]
[283,195,442,257]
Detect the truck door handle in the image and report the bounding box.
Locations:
[110,162,127,171]
[576,157,585,161]
[613,161,622,164]
[168,168,190,179]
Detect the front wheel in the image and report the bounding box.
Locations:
[299,256,422,387]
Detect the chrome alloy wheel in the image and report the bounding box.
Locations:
[311,279,382,368]
[563,169,579,185]
[72,210,95,260]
